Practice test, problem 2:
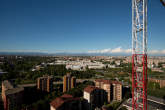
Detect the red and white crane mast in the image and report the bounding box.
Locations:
[132,0,147,110]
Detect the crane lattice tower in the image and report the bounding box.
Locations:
[132,0,147,110]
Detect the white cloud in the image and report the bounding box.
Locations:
[111,47,122,53]
[149,50,159,54]
[88,47,132,54]
[149,50,165,55]
[125,49,132,53]
[88,47,165,55]
[161,50,165,54]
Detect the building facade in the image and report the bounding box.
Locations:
[2,80,24,110]
[63,73,76,92]
[71,77,76,88]
[112,81,122,101]
[95,79,112,102]
[83,85,107,110]
[95,79,122,102]
[37,75,53,92]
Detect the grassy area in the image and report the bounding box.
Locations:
[148,82,165,99]
[15,78,36,84]
[148,88,165,98]
[20,79,36,84]
[104,101,121,110]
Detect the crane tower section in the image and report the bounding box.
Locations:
[132,0,147,110]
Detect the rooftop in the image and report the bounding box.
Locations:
[84,85,99,93]
[61,94,73,99]
[50,94,80,109]
[38,75,53,79]
[2,80,14,90]
[2,80,24,95]
[95,79,122,85]
[5,87,24,96]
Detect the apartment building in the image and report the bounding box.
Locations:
[83,85,107,110]
[95,79,112,102]
[112,81,122,101]
[95,79,122,102]
[63,73,76,92]
[37,75,53,92]
[2,80,24,110]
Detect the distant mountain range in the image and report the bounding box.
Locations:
[0,51,131,56]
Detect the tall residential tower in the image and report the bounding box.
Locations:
[63,73,76,92]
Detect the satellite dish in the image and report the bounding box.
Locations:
[160,0,165,6]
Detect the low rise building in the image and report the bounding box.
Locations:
[148,78,165,88]
[151,68,164,72]
[148,57,165,68]
[162,64,165,68]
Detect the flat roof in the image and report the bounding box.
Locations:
[2,80,14,90]
[5,87,24,96]
[3,80,24,96]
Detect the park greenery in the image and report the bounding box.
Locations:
[147,81,165,98]
[0,56,96,85]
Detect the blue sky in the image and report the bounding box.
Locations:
[0,0,164,54]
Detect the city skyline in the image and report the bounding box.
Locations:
[0,0,165,55]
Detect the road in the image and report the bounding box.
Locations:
[118,96,165,110]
